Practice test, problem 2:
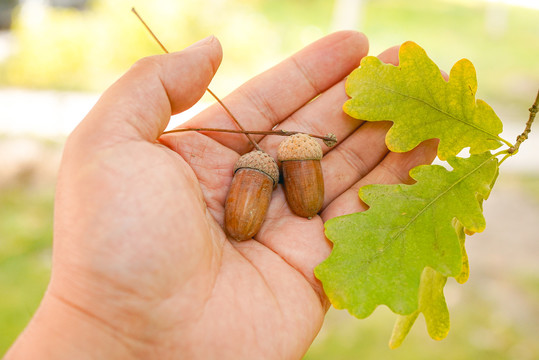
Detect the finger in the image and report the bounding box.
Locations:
[181,31,369,153]
[258,45,402,207]
[256,78,363,161]
[378,45,400,65]
[321,121,392,206]
[379,44,449,80]
[321,139,439,220]
[71,36,222,146]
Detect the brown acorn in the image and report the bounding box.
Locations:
[224,150,279,241]
[277,133,324,219]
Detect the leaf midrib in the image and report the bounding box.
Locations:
[362,81,501,143]
[389,155,495,253]
[337,156,494,277]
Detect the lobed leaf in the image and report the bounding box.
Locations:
[343,41,506,160]
[315,152,499,319]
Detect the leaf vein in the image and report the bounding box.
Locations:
[388,156,494,255]
[362,155,494,269]
[364,82,500,142]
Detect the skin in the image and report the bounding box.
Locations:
[6,33,438,359]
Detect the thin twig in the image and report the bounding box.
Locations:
[205,89,261,151]
[131,8,169,53]
[131,7,262,151]
[507,89,539,154]
[161,127,338,147]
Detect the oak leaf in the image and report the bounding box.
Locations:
[343,41,506,160]
[315,153,499,318]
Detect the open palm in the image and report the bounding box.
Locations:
[7,32,438,360]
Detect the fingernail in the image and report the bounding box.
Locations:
[186,35,216,49]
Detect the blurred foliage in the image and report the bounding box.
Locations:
[0,0,331,92]
[0,0,537,112]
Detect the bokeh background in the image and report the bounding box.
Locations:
[1,0,538,358]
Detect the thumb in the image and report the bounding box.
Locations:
[73,36,222,144]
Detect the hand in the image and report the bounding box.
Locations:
[6,33,437,359]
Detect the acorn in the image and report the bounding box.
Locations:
[224,150,279,241]
[277,133,324,219]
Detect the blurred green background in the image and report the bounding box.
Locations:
[1,0,538,358]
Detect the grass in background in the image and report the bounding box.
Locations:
[305,286,539,360]
[0,185,53,355]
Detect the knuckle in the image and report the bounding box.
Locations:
[130,55,163,74]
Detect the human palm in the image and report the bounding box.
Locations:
[7,32,438,360]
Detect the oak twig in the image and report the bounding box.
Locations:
[507,89,539,154]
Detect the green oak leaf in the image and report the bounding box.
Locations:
[343,41,507,160]
[389,267,449,349]
[315,152,499,318]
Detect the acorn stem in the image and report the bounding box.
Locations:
[205,88,262,151]
[131,7,262,151]
[131,8,168,53]
[161,127,337,147]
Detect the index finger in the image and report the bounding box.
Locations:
[181,31,369,154]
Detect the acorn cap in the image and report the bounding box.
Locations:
[233,150,279,186]
[277,133,323,162]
